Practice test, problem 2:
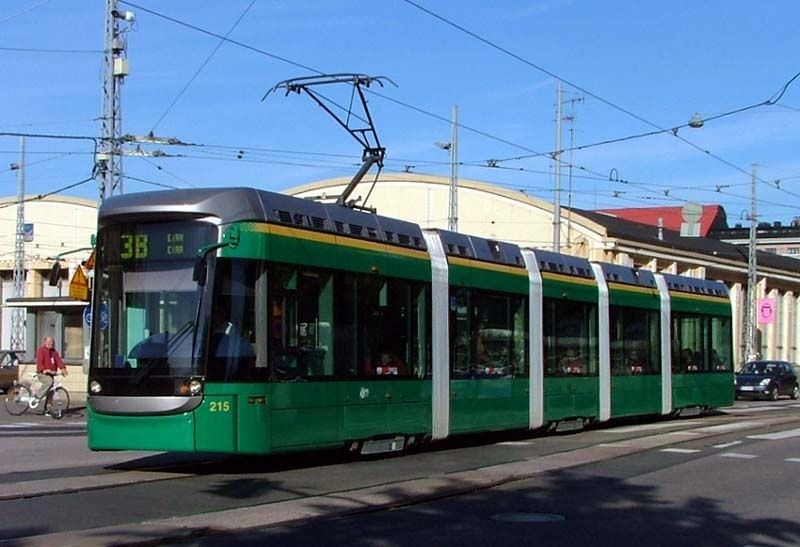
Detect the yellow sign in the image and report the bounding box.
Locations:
[85,248,96,271]
[69,267,89,301]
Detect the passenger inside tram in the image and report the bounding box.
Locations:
[625,348,646,374]
[560,348,584,375]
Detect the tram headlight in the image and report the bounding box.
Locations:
[89,381,102,394]
[188,379,203,395]
[180,379,203,395]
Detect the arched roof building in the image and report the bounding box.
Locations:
[286,172,800,366]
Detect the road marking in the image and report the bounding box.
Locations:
[713,440,743,449]
[694,421,765,433]
[497,441,533,446]
[786,458,800,463]
[602,421,702,434]
[747,427,800,441]
[720,452,758,459]
[597,442,631,448]
[725,406,783,413]
[660,448,701,454]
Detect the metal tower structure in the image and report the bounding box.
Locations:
[98,0,134,200]
[10,138,25,351]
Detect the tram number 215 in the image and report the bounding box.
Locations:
[209,401,232,413]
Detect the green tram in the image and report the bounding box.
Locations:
[87,187,733,455]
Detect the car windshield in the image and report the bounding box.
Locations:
[741,362,776,375]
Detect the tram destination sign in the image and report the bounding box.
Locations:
[108,222,216,262]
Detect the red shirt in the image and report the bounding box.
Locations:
[36,345,65,374]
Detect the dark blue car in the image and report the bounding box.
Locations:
[735,360,799,401]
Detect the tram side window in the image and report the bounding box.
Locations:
[542,298,598,377]
[672,313,730,372]
[710,317,733,371]
[334,274,428,379]
[269,265,334,380]
[450,288,527,379]
[609,306,660,375]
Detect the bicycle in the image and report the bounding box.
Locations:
[4,372,70,419]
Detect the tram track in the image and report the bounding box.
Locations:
[1,405,797,503]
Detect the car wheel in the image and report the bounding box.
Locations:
[792,385,799,400]
[770,386,780,401]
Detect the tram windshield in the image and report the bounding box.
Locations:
[92,221,217,384]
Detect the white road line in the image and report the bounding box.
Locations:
[497,441,533,446]
[713,440,743,449]
[661,448,701,454]
[747,427,800,441]
[786,458,800,463]
[694,421,765,433]
[725,406,783,413]
[597,442,631,448]
[720,452,758,459]
[602,421,702,434]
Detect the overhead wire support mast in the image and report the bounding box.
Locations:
[264,73,396,208]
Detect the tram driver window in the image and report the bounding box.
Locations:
[205,258,260,382]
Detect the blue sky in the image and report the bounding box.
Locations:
[2,1,800,225]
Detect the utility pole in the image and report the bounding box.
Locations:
[744,165,759,362]
[563,95,583,250]
[10,138,25,351]
[448,105,459,232]
[98,0,134,200]
[553,81,563,253]
[434,105,459,232]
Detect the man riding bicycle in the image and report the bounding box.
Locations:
[35,336,68,402]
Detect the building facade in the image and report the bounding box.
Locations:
[0,195,96,395]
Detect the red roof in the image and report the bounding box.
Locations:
[596,205,727,237]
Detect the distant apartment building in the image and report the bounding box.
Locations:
[708,218,800,259]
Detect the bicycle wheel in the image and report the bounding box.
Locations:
[4,385,31,416]
[48,387,70,419]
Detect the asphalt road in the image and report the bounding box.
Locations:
[1,399,799,546]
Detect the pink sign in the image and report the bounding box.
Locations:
[758,298,776,324]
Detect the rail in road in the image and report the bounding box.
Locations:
[2,403,800,546]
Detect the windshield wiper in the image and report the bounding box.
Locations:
[131,321,194,385]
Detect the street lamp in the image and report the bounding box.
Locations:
[689,116,758,364]
[688,112,705,128]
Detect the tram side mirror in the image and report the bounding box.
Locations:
[48,261,62,286]
[193,258,208,286]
